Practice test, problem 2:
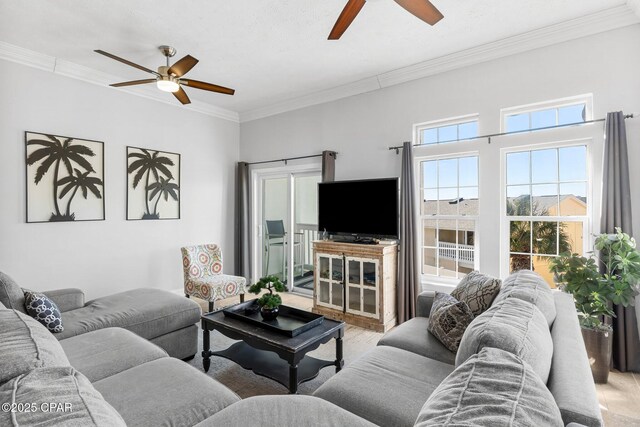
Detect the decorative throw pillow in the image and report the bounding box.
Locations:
[427,292,474,352]
[24,291,64,333]
[450,270,501,316]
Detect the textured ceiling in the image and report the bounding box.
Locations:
[0,0,632,115]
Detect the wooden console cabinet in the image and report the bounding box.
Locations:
[312,241,397,332]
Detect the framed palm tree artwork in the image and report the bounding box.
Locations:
[25,132,105,223]
[126,147,180,220]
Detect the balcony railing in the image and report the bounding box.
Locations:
[438,241,475,263]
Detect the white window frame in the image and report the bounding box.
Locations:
[415,150,480,287]
[498,138,595,280]
[500,94,593,133]
[414,113,479,146]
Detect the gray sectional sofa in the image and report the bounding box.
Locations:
[1,269,602,426]
[0,271,201,360]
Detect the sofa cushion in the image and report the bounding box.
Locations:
[53,288,201,340]
[0,271,27,313]
[456,297,553,383]
[194,395,377,427]
[0,367,126,426]
[24,291,64,333]
[450,270,501,316]
[60,327,168,382]
[493,269,556,327]
[0,309,70,384]
[378,317,456,365]
[427,292,475,352]
[415,347,564,427]
[314,346,454,427]
[94,357,240,427]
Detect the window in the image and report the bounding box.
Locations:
[502,95,592,133]
[505,144,588,286]
[420,155,479,279]
[415,116,479,145]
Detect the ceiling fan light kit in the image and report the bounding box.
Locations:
[94,45,235,105]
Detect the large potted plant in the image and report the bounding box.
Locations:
[248,275,286,321]
[550,228,640,383]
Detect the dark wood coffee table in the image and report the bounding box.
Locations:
[201,307,344,394]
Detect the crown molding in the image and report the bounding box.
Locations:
[240,5,639,123]
[239,76,381,123]
[0,42,240,122]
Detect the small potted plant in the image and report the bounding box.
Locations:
[248,275,286,321]
[550,228,640,383]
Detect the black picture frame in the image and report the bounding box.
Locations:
[25,131,105,223]
[126,146,181,221]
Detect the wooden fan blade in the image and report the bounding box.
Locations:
[94,50,160,76]
[110,79,157,88]
[393,0,443,25]
[173,87,191,104]
[328,0,366,40]
[180,79,235,95]
[168,55,199,77]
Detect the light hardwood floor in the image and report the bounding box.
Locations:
[195,292,640,427]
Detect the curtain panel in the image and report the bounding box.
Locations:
[602,111,640,372]
[235,161,251,278]
[397,142,419,323]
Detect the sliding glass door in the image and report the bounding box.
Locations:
[255,168,321,294]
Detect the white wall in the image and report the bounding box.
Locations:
[0,60,239,299]
[240,24,640,282]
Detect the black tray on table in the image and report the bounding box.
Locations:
[222,300,324,337]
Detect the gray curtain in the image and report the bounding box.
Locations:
[322,151,336,182]
[397,141,419,323]
[235,162,251,278]
[601,111,640,372]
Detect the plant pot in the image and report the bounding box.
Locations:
[581,327,613,384]
[260,306,279,321]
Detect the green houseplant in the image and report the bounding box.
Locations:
[550,228,640,383]
[248,275,286,321]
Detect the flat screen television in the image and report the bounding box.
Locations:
[318,178,399,239]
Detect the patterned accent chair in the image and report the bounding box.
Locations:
[181,244,246,312]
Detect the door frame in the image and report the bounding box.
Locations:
[250,163,322,290]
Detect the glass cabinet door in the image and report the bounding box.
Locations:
[315,254,344,310]
[345,257,379,319]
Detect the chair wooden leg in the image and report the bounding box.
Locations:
[240,294,245,303]
[208,301,214,312]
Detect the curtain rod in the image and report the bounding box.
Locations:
[244,151,337,166]
[389,113,635,153]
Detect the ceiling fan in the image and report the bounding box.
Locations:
[94,46,235,105]
[328,0,443,40]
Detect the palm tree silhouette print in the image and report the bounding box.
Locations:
[127,149,177,219]
[26,135,97,221]
[57,169,103,219]
[147,177,180,217]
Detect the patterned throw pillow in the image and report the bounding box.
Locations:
[24,292,64,333]
[450,271,501,316]
[427,292,474,352]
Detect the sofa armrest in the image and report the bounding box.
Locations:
[43,288,85,312]
[416,290,436,317]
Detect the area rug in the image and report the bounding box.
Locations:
[186,324,380,398]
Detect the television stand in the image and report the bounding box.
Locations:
[331,236,377,245]
[312,240,398,332]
